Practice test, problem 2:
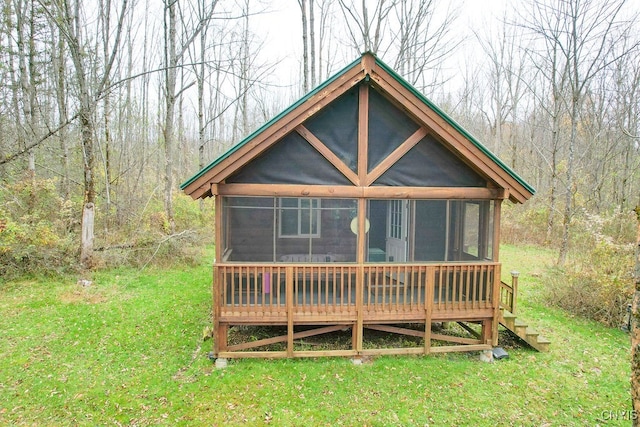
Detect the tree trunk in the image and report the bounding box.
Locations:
[557,97,578,267]
[163,0,177,234]
[80,202,95,268]
[79,102,96,268]
[197,11,205,212]
[52,23,70,200]
[632,206,640,425]
[309,0,315,88]
[299,0,309,93]
[101,0,113,229]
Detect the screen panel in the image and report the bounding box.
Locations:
[227,132,352,185]
[373,135,487,187]
[304,86,359,173]
[368,88,421,172]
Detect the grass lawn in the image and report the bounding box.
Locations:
[0,244,632,426]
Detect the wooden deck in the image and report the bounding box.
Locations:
[213,262,502,358]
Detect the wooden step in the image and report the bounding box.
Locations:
[499,310,550,352]
[535,338,551,352]
[500,311,516,330]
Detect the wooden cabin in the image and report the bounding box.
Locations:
[181,53,535,360]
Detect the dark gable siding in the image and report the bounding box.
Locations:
[374,135,487,187]
[227,131,351,185]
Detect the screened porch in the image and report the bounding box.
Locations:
[212,195,502,356]
[220,196,497,265]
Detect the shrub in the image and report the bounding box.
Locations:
[541,211,636,327]
[501,202,561,246]
[0,179,79,279]
[0,181,213,278]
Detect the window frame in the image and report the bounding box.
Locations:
[278,197,321,238]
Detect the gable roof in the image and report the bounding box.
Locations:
[181,52,535,203]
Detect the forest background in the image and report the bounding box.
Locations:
[0,0,639,327]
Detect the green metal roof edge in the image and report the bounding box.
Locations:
[180,56,365,190]
[373,57,536,196]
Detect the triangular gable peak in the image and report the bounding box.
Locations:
[181,53,534,203]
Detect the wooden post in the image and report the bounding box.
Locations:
[213,195,223,357]
[510,271,519,315]
[424,266,434,354]
[492,263,502,346]
[631,206,640,426]
[355,198,366,353]
[286,266,294,357]
[493,200,502,261]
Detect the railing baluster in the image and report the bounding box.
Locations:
[217,262,499,322]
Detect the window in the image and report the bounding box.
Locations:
[463,202,480,257]
[279,198,321,238]
[388,200,405,239]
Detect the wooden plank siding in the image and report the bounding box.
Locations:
[214,261,499,357]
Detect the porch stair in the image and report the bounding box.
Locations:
[499,309,550,352]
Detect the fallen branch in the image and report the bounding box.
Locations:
[140,230,195,271]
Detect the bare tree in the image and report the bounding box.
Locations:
[45,0,130,268]
[49,17,71,200]
[633,205,640,425]
[161,0,217,233]
[337,0,394,54]
[298,0,310,92]
[390,0,461,93]
[518,0,637,264]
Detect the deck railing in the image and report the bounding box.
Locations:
[499,271,519,314]
[216,262,500,322]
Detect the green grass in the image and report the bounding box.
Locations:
[0,245,632,426]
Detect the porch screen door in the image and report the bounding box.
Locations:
[386,200,408,262]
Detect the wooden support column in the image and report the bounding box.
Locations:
[355,198,366,353]
[492,263,502,346]
[213,195,223,356]
[424,266,435,354]
[286,266,294,357]
[213,266,225,355]
[493,199,502,261]
[482,319,493,347]
[354,83,369,354]
[357,84,369,183]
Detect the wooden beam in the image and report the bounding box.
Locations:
[190,183,212,200]
[360,347,425,356]
[213,195,223,356]
[293,350,358,358]
[217,183,505,200]
[430,333,482,346]
[492,263,502,346]
[366,127,428,185]
[493,199,502,261]
[357,84,369,183]
[362,186,504,200]
[296,125,360,185]
[355,197,366,353]
[365,324,424,338]
[425,266,434,354]
[218,351,289,359]
[227,324,349,352]
[217,183,359,198]
[429,344,491,353]
[286,266,294,357]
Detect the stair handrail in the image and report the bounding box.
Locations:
[500,271,519,314]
